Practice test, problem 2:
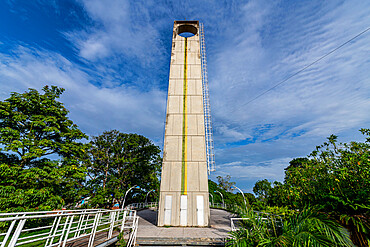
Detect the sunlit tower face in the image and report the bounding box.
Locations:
[157,21,210,227]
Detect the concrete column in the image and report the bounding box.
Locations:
[158,20,210,227]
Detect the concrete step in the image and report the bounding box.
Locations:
[136,237,226,246]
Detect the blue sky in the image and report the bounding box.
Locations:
[1,0,369,193]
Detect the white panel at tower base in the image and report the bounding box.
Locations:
[158,20,210,227]
[164,195,172,225]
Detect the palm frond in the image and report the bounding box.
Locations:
[228,206,355,247]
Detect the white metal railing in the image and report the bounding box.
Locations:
[231,218,247,231]
[126,202,158,209]
[130,201,228,210]
[129,201,228,211]
[210,202,226,209]
[230,217,269,231]
[230,213,283,231]
[0,208,138,247]
[209,202,240,213]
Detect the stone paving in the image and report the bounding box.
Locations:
[136,208,236,246]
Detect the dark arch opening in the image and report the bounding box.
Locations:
[177,24,197,37]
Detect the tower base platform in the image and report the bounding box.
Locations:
[136,208,233,246]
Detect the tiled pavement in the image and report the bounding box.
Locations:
[136,208,235,246]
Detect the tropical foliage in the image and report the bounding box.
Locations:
[228,207,353,247]
[208,178,256,209]
[217,175,236,192]
[0,86,87,211]
[0,87,161,212]
[84,130,161,208]
[245,130,370,246]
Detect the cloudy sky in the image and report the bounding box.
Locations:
[1,0,369,192]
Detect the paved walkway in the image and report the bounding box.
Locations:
[136,208,235,246]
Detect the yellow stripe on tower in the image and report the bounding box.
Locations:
[181,37,188,195]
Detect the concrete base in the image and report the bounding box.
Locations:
[136,208,234,246]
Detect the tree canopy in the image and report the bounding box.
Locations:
[0,86,87,211]
[253,179,271,201]
[216,174,236,192]
[209,177,256,209]
[84,130,162,208]
[254,129,370,246]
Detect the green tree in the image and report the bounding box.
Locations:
[208,179,256,210]
[217,175,236,192]
[253,179,272,202]
[84,130,161,208]
[285,157,309,170]
[267,181,290,207]
[277,130,370,246]
[0,86,87,211]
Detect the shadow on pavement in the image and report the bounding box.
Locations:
[137,209,158,226]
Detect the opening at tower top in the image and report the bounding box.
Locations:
[177,24,197,37]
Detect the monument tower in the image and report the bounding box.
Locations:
[157,21,213,227]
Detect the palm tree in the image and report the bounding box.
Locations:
[228,207,353,247]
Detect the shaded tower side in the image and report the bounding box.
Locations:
[157,21,210,227]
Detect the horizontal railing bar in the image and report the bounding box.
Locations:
[0,209,103,216]
[15,233,58,246]
[1,208,138,247]
[18,231,50,241]
[21,225,52,232]
[19,223,105,246]
[95,227,110,233]
[54,224,94,234]
[50,232,93,246]
[0,210,130,222]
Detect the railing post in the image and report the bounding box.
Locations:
[113,210,120,227]
[127,215,138,247]
[83,213,90,234]
[133,216,139,246]
[0,208,142,247]
[55,213,71,245]
[120,210,127,232]
[8,218,26,247]
[88,211,101,247]
[108,211,116,239]
[47,212,62,246]
[1,219,17,247]
[75,210,85,238]
[62,215,74,247]
[58,215,70,245]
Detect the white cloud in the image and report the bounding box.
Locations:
[209,0,370,145]
[1,0,370,192]
[210,157,292,193]
[67,0,164,65]
[217,157,291,181]
[0,46,166,143]
[217,124,252,143]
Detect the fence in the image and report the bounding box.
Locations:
[0,208,138,247]
[126,202,158,209]
[129,202,233,211]
[230,212,283,231]
[209,202,242,212]
[128,201,231,211]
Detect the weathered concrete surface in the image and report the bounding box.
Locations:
[137,208,234,246]
[158,20,210,227]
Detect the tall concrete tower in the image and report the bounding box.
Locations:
[157,21,210,227]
